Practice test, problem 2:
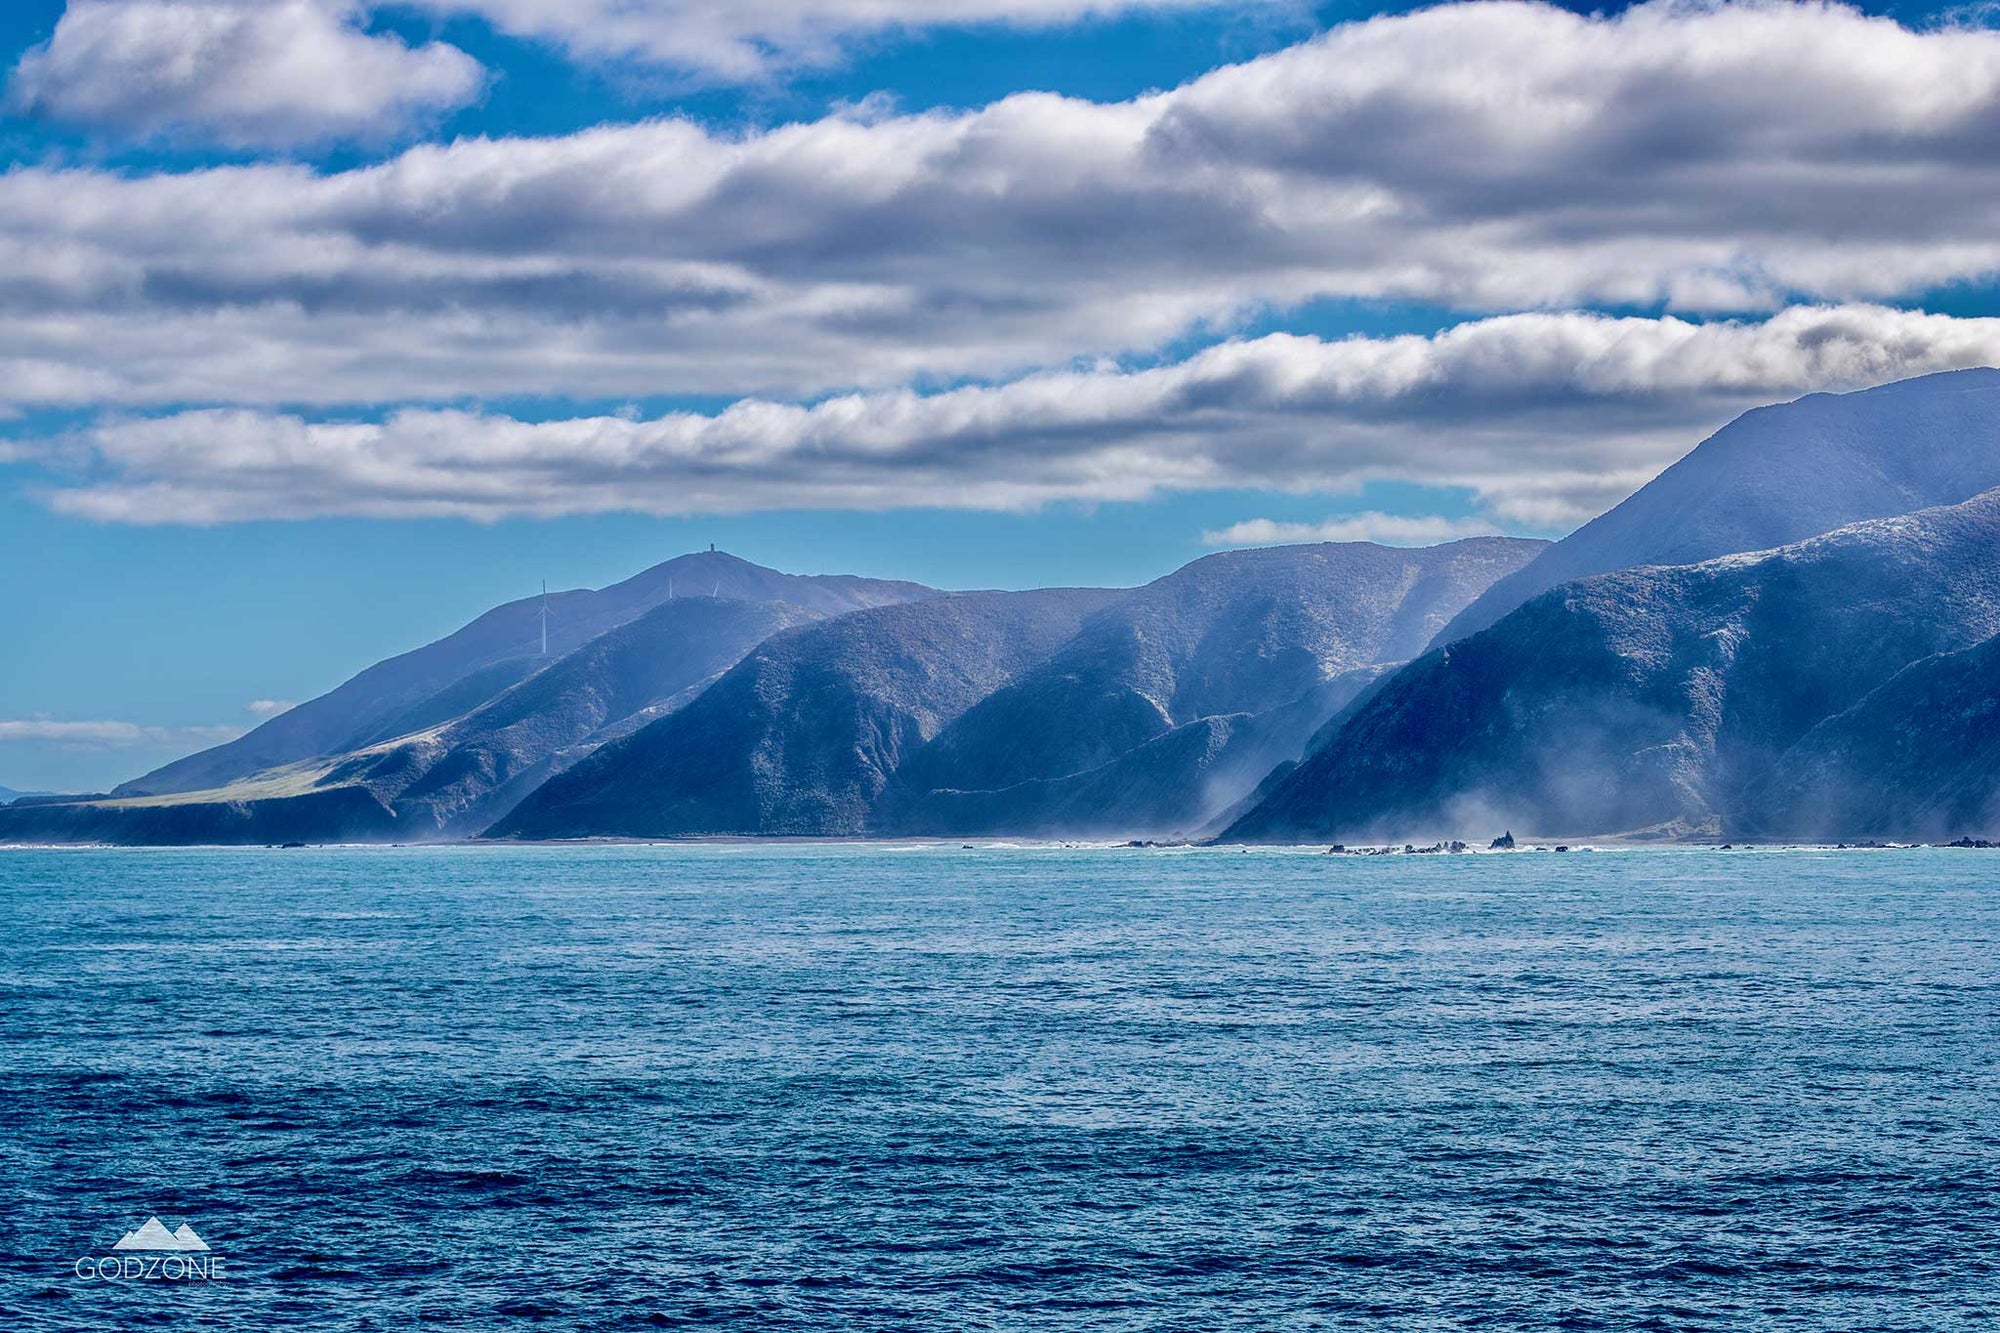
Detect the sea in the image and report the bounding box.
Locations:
[0,843,1994,1331]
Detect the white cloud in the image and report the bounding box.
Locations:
[422,0,1286,83]
[245,699,295,718]
[0,3,1997,410]
[1203,513,1504,547]
[30,305,2000,529]
[0,719,243,748]
[12,0,483,147]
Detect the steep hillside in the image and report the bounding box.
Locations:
[886,667,1391,839]
[1436,369,2000,646]
[490,589,1123,839]
[1228,490,2000,842]
[877,538,1543,836]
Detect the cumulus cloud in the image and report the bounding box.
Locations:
[12,0,483,147]
[0,719,243,748]
[245,699,295,718]
[1203,513,1504,547]
[421,0,1281,83]
[0,3,1997,409]
[29,305,2000,528]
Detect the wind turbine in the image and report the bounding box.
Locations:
[538,580,551,656]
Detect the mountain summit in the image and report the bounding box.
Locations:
[118,551,932,800]
[1435,369,2000,646]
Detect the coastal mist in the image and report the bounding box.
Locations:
[1,844,1994,1329]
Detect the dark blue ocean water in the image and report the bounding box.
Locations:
[1,844,1995,1331]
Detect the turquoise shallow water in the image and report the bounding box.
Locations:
[0,844,1995,1330]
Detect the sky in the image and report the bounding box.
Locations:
[4,0,2000,791]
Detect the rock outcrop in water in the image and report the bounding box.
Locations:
[1434,369,2000,647]
[1226,490,2000,842]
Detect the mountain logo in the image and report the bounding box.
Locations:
[75,1216,223,1281]
[112,1217,209,1252]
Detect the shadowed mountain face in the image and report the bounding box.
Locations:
[495,538,1546,841]
[117,552,933,798]
[878,667,1393,840]
[1435,369,2000,648]
[874,538,1546,837]
[491,589,1125,839]
[1228,490,2000,843]
[1735,632,2000,840]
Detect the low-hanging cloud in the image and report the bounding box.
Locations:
[2,2,2000,409]
[11,0,484,147]
[32,305,2000,529]
[1204,513,1504,547]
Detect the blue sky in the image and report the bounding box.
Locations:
[3,0,1999,790]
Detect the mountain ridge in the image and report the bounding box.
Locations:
[17,366,2000,848]
[116,551,934,799]
[1434,368,2000,647]
[2,554,936,845]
